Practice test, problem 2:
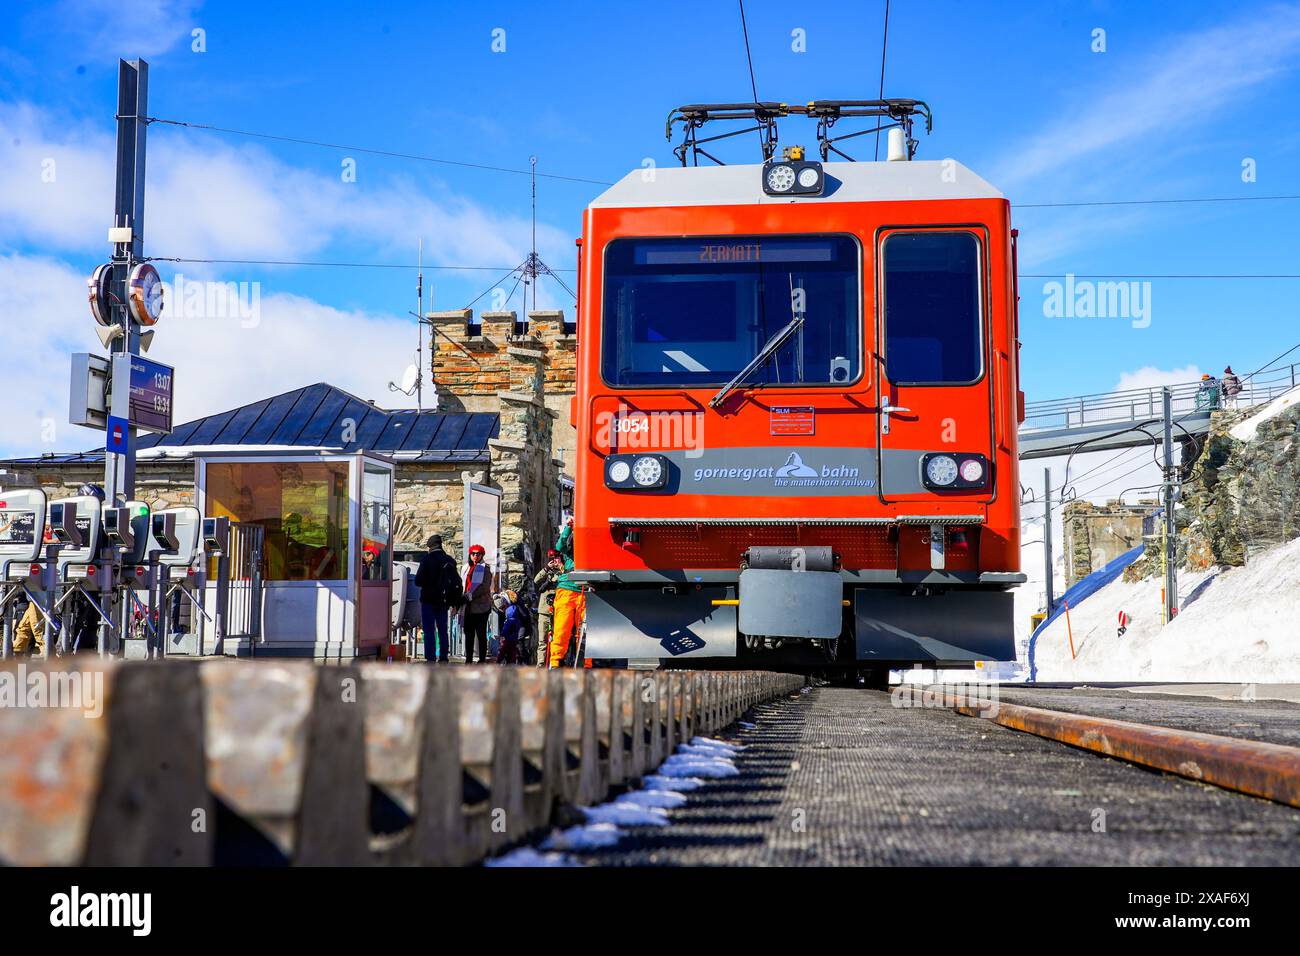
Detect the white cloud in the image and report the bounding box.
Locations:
[994,4,1300,273]
[1114,364,1204,393]
[0,253,422,458]
[48,0,205,61]
[0,102,114,249]
[0,100,573,278]
[994,4,1300,190]
[0,97,576,459]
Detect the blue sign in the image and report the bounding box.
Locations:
[127,356,174,434]
[106,415,130,454]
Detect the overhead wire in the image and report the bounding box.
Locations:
[736,0,768,162]
[873,0,891,161]
[145,255,574,272]
[140,115,614,186]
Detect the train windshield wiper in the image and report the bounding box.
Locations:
[709,313,805,408]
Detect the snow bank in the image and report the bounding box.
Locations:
[542,821,624,850]
[486,847,579,867]
[499,723,750,865]
[1229,384,1300,442]
[1031,536,1300,682]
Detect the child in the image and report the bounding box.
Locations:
[493,590,526,664]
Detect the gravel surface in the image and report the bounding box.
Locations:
[560,686,1300,865]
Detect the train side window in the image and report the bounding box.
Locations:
[882,231,982,385]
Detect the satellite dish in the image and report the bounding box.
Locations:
[388,364,420,397]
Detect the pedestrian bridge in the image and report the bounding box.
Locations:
[1017,364,1299,460]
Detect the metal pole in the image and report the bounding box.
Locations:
[1042,466,1055,614]
[416,239,423,413]
[1,595,11,659]
[1161,386,1178,622]
[106,59,149,505]
[41,547,59,661]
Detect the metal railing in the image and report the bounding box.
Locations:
[0,661,804,865]
[1021,363,1300,435]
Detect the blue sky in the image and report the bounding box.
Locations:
[3,0,1299,462]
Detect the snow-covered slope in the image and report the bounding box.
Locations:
[1031,536,1300,682]
[1229,384,1300,442]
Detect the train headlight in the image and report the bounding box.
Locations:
[764,164,796,193]
[924,455,958,487]
[608,460,631,484]
[921,453,990,490]
[762,157,824,196]
[605,453,669,490]
[632,455,665,487]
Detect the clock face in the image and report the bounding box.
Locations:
[128,263,164,326]
[142,277,163,317]
[87,263,114,326]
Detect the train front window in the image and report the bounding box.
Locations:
[601,235,860,388]
[882,231,983,385]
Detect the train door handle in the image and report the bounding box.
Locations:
[879,402,911,436]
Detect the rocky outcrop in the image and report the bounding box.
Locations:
[1126,402,1300,580]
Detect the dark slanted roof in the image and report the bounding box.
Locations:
[0,384,498,466]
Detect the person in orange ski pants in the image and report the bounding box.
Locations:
[546,518,591,668]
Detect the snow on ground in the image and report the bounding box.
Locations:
[1229,384,1300,442]
[484,847,577,867]
[1031,537,1300,682]
[490,732,748,866]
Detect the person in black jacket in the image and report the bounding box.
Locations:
[414,534,459,663]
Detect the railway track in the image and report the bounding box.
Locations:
[546,682,1300,866]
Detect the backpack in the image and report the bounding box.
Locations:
[442,560,467,608]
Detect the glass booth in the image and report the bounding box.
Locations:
[196,451,394,658]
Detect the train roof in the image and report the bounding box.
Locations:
[589,160,1003,208]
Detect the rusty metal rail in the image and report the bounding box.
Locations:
[898,686,1300,809]
[0,661,803,866]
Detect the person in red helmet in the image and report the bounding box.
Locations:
[461,544,495,663]
[361,543,381,580]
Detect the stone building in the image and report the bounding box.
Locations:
[0,310,578,594]
[1063,498,1160,585]
[428,308,578,475]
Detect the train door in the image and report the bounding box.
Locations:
[874,228,995,503]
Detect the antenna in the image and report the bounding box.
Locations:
[451,157,577,326]
[519,156,544,314]
[389,239,426,408]
[494,156,576,320]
